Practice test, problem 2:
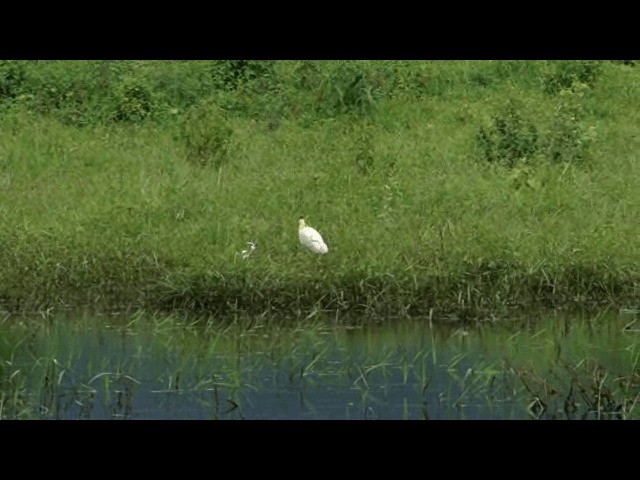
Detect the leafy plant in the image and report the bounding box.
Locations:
[317,63,380,116]
[113,78,154,122]
[545,84,596,164]
[179,98,233,168]
[210,60,276,92]
[0,60,26,100]
[542,61,602,95]
[476,100,539,167]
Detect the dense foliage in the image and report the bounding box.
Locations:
[0,60,637,317]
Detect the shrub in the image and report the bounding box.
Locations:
[210,60,276,92]
[542,61,602,95]
[113,78,155,123]
[476,100,539,167]
[317,63,379,116]
[293,61,323,90]
[179,98,233,168]
[9,61,121,126]
[0,61,26,100]
[610,60,636,66]
[545,84,596,164]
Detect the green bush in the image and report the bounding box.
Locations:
[292,61,324,90]
[610,60,636,66]
[210,60,276,92]
[113,78,155,122]
[6,61,120,126]
[542,61,602,95]
[476,100,539,167]
[0,60,26,100]
[179,98,233,168]
[545,85,596,164]
[317,63,381,116]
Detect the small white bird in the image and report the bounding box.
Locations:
[298,217,328,254]
[241,241,257,260]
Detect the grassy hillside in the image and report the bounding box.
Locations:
[0,60,638,319]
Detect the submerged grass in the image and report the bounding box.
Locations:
[0,310,637,419]
[0,61,638,317]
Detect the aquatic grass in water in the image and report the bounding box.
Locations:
[0,309,637,419]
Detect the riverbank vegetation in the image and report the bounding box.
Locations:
[0,60,638,318]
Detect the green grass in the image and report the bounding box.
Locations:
[0,60,638,317]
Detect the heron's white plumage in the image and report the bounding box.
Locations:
[298,217,328,254]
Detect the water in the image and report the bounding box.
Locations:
[1,310,638,419]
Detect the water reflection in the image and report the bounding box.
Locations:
[1,310,638,419]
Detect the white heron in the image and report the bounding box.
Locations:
[298,217,328,254]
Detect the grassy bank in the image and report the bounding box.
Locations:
[0,60,638,318]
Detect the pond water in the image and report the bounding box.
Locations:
[1,309,638,419]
